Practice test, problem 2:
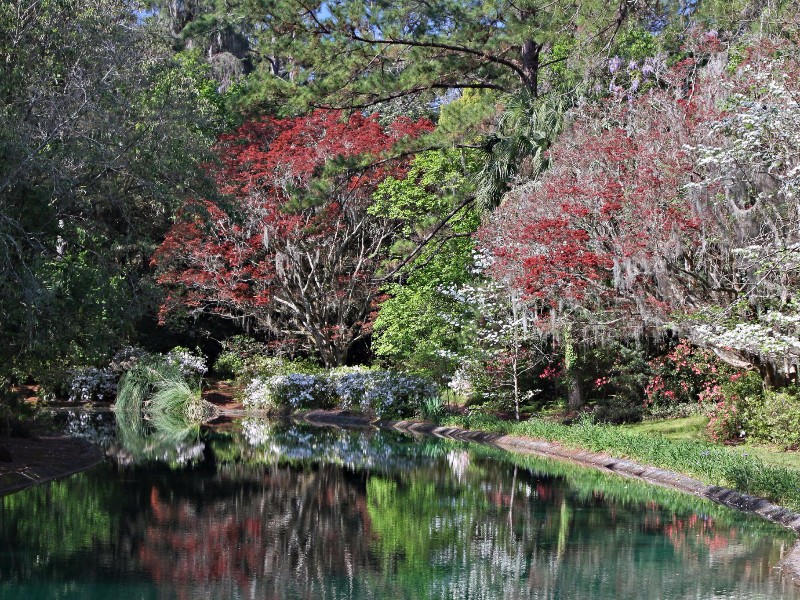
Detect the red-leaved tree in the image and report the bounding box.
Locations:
[479,34,800,383]
[479,58,714,334]
[152,110,432,366]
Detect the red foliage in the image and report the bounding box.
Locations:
[480,35,800,372]
[152,110,432,365]
[478,55,724,334]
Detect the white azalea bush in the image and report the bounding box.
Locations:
[165,346,208,381]
[361,371,437,418]
[328,366,374,410]
[242,377,276,411]
[67,367,118,402]
[328,367,438,417]
[242,368,438,417]
[270,373,333,409]
[243,373,332,411]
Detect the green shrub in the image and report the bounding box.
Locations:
[744,389,800,448]
[710,371,800,448]
[0,384,39,437]
[213,351,245,380]
[213,336,269,379]
[214,335,322,380]
[578,342,650,423]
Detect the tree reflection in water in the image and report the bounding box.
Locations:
[0,417,796,599]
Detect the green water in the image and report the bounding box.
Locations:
[0,415,797,599]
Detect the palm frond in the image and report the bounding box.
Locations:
[474,90,565,211]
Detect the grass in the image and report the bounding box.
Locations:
[624,415,800,470]
[115,359,205,429]
[439,412,800,512]
[623,416,709,442]
[741,444,800,471]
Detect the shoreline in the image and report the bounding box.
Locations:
[2,408,798,583]
[298,409,800,531]
[0,434,104,498]
[298,409,800,584]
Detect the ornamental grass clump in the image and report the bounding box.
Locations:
[115,357,210,424]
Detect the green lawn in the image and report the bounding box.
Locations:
[623,416,709,442]
[624,415,800,471]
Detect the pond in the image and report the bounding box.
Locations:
[0,413,798,599]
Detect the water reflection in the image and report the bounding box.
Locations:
[0,416,797,599]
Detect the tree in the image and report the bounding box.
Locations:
[441,280,549,419]
[370,149,480,380]
[233,0,642,114]
[152,110,432,366]
[143,0,254,90]
[0,0,224,387]
[478,33,800,384]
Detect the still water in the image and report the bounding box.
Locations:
[0,414,798,599]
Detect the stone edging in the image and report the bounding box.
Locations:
[298,410,800,583]
[0,436,104,498]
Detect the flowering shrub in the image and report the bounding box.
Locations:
[165,347,207,381]
[360,371,437,418]
[242,377,277,411]
[67,367,118,403]
[576,343,650,423]
[705,370,800,448]
[328,367,373,410]
[242,373,331,410]
[706,400,744,444]
[108,346,149,374]
[242,368,437,417]
[328,367,438,417]
[270,373,333,409]
[644,341,733,407]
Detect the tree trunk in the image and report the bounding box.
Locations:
[512,354,520,421]
[567,369,583,412]
[520,39,541,97]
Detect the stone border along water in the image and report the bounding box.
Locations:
[0,435,103,498]
[297,410,800,585]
